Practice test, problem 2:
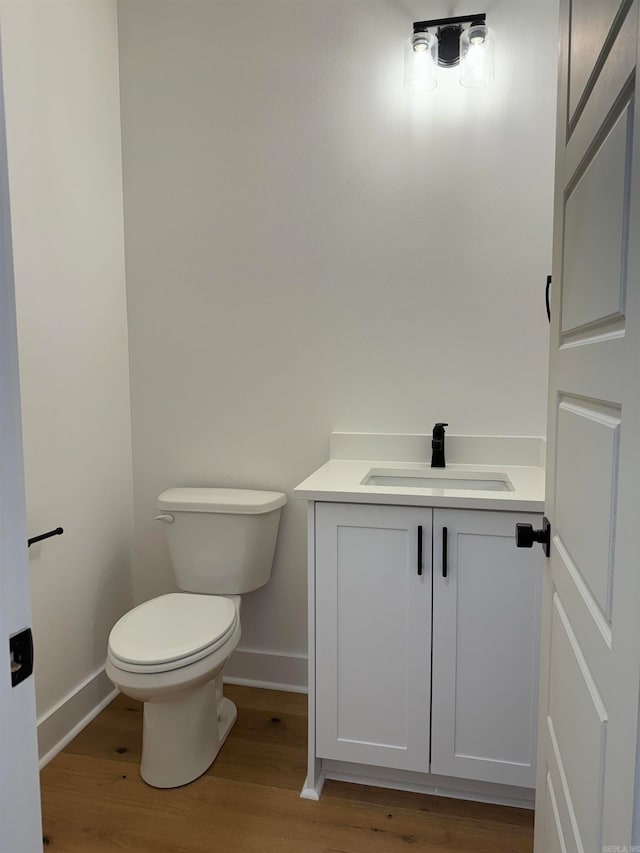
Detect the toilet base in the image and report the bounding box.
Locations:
[140,675,237,788]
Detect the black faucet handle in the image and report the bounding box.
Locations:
[432,422,449,442]
[431,422,448,467]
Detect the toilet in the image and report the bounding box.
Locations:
[106,487,286,788]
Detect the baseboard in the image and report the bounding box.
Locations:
[37,665,117,768]
[321,759,535,809]
[224,648,307,694]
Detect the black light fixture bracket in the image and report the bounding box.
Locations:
[413,13,487,68]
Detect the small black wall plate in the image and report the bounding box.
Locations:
[10,628,34,687]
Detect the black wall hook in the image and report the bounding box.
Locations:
[27,527,64,548]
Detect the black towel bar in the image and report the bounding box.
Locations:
[27,527,63,548]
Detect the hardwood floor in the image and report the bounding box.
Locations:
[40,685,534,852]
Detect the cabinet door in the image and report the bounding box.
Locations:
[315,502,432,771]
[431,509,541,788]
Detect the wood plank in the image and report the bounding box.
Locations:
[63,696,143,765]
[40,686,533,853]
[225,684,308,716]
[208,737,307,791]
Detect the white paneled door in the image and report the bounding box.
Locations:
[0,26,42,853]
[535,2,640,850]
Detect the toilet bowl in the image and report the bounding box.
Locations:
[106,487,286,788]
[106,592,241,788]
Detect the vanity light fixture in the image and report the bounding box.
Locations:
[404,13,495,92]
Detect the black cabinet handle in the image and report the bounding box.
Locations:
[442,526,448,578]
[417,525,423,576]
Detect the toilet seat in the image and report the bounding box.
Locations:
[108,593,237,674]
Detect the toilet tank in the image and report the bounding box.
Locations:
[156,488,286,594]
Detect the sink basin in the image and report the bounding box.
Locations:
[362,468,514,492]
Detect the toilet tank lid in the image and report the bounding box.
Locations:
[157,487,286,514]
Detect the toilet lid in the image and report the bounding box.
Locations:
[108,593,237,668]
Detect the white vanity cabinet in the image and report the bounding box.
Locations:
[313,501,542,794]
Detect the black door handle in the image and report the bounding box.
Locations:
[545,275,551,322]
[417,525,423,576]
[516,517,551,557]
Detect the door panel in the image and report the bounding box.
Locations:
[431,510,541,788]
[542,773,568,853]
[568,0,621,121]
[554,399,620,619]
[561,104,630,333]
[335,523,411,747]
[565,5,636,182]
[535,0,640,848]
[548,595,607,852]
[315,502,432,771]
[545,718,586,853]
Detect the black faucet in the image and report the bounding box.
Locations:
[431,422,448,468]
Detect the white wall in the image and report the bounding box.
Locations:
[0,0,134,754]
[118,0,558,677]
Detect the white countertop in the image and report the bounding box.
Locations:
[293,434,545,513]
